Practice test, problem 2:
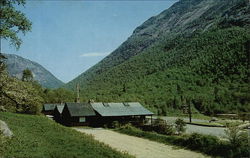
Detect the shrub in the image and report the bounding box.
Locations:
[175,118,186,135]
[152,118,175,135]
[184,133,221,154]
[111,121,121,129]
[224,125,250,157]
[225,125,246,147]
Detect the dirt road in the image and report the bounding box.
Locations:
[74,128,208,158]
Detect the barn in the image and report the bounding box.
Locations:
[53,104,65,123]
[90,102,153,126]
[61,102,96,126]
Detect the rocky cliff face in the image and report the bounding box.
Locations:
[3,54,64,89]
[65,0,250,114]
[66,0,249,90]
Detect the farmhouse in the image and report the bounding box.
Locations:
[90,102,153,126]
[61,102,96,126]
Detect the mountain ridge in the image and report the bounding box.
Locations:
[65,0,250,114]
[3,53,64,89]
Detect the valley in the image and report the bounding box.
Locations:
[1,0,250,158]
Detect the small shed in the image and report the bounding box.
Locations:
[53,104,65,123]
[90,102,153,125]
[42,103,59,115]
[61,102,96,126]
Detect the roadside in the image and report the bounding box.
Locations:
[74,128,209,158]
[158,116,250,137]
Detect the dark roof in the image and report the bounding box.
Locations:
[43,104,61,111]
[91,102,153,117]
[65,103,96,117]
[55,105,65,114]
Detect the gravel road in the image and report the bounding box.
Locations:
[74,128,209,158]
[158,117,226,137]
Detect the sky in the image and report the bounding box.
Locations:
[2,0,177,83]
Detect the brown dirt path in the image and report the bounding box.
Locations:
[73,128,209,158]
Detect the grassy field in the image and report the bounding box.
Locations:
[0,112,133,158]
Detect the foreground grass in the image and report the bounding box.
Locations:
[0,112,133,158]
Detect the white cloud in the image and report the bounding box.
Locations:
[80,52,110,57]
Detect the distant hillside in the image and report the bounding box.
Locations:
[3,54,64,89]
[65,0,250,115]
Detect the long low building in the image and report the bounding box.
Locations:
[42,102,153,126]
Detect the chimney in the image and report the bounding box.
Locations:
[76,84,80,103]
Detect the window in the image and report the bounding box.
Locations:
[79,117,86,122]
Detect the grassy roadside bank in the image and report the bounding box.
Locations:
[0,112,134,158]
[115,124,249,158]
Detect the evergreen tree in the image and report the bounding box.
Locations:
[22,69,33,82]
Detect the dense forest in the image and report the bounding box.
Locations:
[65,0,250,115]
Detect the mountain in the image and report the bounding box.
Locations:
[65,0,250,115]
[3,53,64,89]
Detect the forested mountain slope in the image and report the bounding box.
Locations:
[65,0,250,115]
[3,54,64,89]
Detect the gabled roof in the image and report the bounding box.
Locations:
[91,102,153,117]
[65,103,96,117]
[43,104,61,111]
[55,105,65,114]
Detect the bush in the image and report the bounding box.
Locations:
[175,118,186,135]
[184,133,221,154]
[224,125,250,157]
[152,118,175,135]
[111,121,121,129]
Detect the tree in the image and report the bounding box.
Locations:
[22,69,33,82]
[0,0,32,49]
[0,71,44,114]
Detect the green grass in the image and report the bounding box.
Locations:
[188,121,223,126]
[0,112,133,158]
[166,113,212,120]
[218,120,247,127]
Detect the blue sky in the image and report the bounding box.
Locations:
[2,0,177,83]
